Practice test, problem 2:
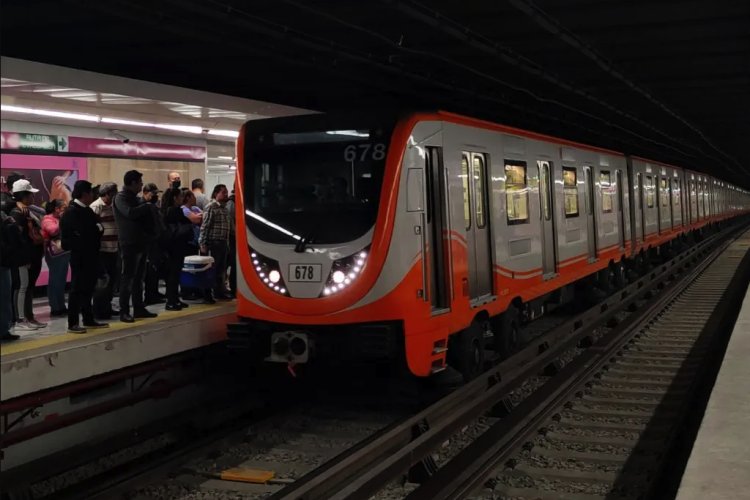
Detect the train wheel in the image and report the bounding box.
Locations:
[494,307,520,360]
[449,321,485,382]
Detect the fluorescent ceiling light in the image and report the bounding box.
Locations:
[101,117,153,127]
[2,104,236,139]
[229,165,237,170]
[208,129,239,138]
[1,104,99,122]
[217,155,234,160]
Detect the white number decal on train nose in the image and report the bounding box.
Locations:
[289,264,323,282]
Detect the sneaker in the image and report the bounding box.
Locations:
[15,320,40,331]
[28,319,48,328]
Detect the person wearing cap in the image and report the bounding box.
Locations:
[8,179,47,331]
[60,180,108,333]
[142,183,167,305]
[90,182,120,319]
[113,170,158,323]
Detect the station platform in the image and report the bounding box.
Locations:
[675,282,750,499]
[1,300,236,401]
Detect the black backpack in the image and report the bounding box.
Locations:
[0,217,24,267]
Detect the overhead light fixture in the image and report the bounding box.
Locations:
[207,129,239,138]
[2,104,238,139]
[217,155,234,160]
[230,165,237,170]
[1,104,99,122]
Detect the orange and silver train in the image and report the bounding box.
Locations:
[229,111,749,378]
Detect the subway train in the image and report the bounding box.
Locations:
[228,111,749,378]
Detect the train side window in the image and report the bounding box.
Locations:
[661,178,669,207]
[673,179,680,205]
[461,154,471,230]
[563,167,579,217]
[645,175,655,208]
[473,154,487,228]
[505,160,529,225]
[600,170,613,213]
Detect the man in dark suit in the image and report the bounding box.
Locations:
[60,181,108,333]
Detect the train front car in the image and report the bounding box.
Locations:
[232,113,441,376]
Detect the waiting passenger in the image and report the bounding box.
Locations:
[113,170,157,323]
[90,182,120,319]
[41,199,70,317]
[167,171,181,189]
[0,211,22,341]
[191,178,208,210]
[199,184,232,301]
[9,179,46,331]
[60,181,107,334]
[142,183,167,305]
[161,188,193,310]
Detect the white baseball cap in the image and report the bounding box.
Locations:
[12,179,40,194]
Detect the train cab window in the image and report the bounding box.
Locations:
[600,170,613,213]
[563,167,579,217]
[645,175,655,208]
[505,160,529,225]
[473,154,487,228]
[661,178,669,207]
[461,155,471,230]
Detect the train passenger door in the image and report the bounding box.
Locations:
[425,147,450,312]
[655,176,662,234]
[584,166,597,260]
[616,170,626,248]
[538,161,557,276]
[638,173,646,240]
[462,152,493,299]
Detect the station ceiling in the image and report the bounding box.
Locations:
[2,0,749,187]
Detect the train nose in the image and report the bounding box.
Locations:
[267,331,310,363]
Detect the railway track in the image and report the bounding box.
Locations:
[408,228,750,500]
[266,223,749,500]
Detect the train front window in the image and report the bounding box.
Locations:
[244,126,391,244]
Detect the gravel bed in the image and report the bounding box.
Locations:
[534,436,632,456]
[520,450,623,474]
[30,433,177,498]
[589,389,665,400]
[575,402,656,413]
[494,472,614,496]
[561,410,650,427]
[548,423,640,441]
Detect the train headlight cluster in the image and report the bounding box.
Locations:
[251,249,288,296]
[322,248,369,297]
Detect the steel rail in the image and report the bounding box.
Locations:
[406,227,748,499]
[270,224,736,500]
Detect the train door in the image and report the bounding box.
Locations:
[616,170,626,248]
[638,173,647,239]
[462,152,493,299]
[538,161,557,276]
[655,176,662,234]
[425,147,450,312]
[584,166,597,260]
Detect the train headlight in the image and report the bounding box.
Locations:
[321,247,369,297]
[250,249,288,296]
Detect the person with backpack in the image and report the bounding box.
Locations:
[1,211,22,341]
[8,179,47,331]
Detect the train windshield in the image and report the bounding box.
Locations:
[244,124,392,245]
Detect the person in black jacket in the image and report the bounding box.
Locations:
[1,211,22,341]
[161,187,193,310]
[60,181,107,333]
[112,170,158,323]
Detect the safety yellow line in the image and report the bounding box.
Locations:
[0,304,229,356]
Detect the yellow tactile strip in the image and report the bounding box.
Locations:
[0,303,233,356]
